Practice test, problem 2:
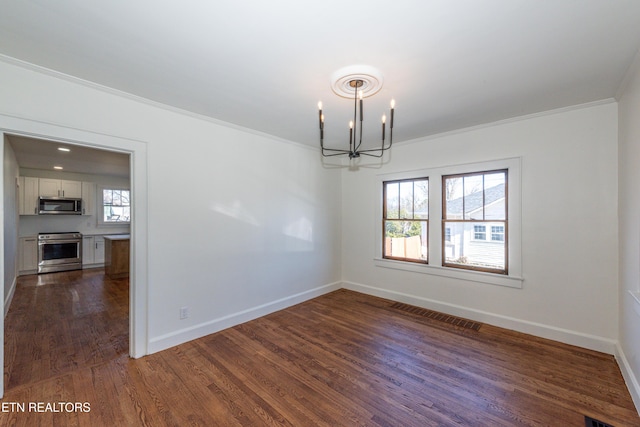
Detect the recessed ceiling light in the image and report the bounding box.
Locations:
[53,166,63,170]
[58,147,70,152]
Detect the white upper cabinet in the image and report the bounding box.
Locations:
[82,182,95,215]
[39,178,82,198]
[19,176,39,215]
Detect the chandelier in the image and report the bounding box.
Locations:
[318,66,395,159]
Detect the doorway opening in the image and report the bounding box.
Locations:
[6,134,130,391]
[0,117,149,398]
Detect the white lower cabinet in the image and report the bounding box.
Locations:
[83,235,105,267]
[95,237,105,264]
[82,236,95,264]
[19,236,38,275]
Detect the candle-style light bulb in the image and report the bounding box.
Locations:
[318,101,322,110]
[390,99,395,129]
[382,114,386,124]
[349,120,353,129]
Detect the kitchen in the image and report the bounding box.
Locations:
[4,134,133,390]
[11,135,131,278]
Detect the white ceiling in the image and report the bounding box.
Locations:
[1,0,640,154]
[6,134,130,178]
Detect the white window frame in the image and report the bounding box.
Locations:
[97,185,131,227]
[374,157,523,289]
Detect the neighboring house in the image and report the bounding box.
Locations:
[444,183,506,270]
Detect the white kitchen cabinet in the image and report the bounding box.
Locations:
[82,235,105,267]
[19,176,39,215]
[39,178,82,198]
[81,182,95,215]
[82,235,95,265]
[19,236,38,275]
[95,236,105,264]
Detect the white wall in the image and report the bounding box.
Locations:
[341,102,619,352]
[618,50,640,409]
[0,59,342,353]
[2,138,19,312]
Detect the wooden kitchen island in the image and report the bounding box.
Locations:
[104,234,130,279]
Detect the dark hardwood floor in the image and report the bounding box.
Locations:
[2,270,639,426]
[4,268,129,390]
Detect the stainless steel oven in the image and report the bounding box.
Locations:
[37,232,83,274]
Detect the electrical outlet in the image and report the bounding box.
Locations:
[179,306,189,319]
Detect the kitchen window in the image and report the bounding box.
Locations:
[98,187,130,225]
[375,158,522,288]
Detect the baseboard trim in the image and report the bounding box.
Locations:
[4,276,17,318]
[615,343,640,415]
[148,281,342,354]
[343,281,617,354]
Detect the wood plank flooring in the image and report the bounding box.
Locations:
[4,268,129,390]
[2,270,639,426]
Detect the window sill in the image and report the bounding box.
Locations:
[374,258,523,289]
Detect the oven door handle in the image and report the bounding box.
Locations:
[38,239,82,245]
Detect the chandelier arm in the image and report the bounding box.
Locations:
[321,147,353,157]
[358,151,385,158]
[321,147,352,153]
[354,105,393,156]
[322,151,353,157]
[355,119,364,153]
[358,142,392,153]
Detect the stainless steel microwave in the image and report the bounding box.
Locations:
[38,197,82,215]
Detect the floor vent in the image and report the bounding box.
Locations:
[585,415,615,427]
[389,302,482,331]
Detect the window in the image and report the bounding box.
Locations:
[491,225,505,242]
[99,188,130,225]
[383,178,428,263]
[444,227,451,242]
[443,170,507,274]
[375,158,521,288]
[473,225,486,240]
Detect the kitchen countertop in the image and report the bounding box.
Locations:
[102,234,130,240]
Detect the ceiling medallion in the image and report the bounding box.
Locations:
[318,65,395,159]
[330,65,384,98]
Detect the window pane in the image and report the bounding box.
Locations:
[102,188,131,223]
[491,225,505,241]
[485,172,506,220]
[385,182,399,219]
[444,221,505,271]
[444,227,451,242]
[444,176,463,219]
[384,220,427,262]
[414,179,428,219]
[464,174,484,220]
[399,181,414,219]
